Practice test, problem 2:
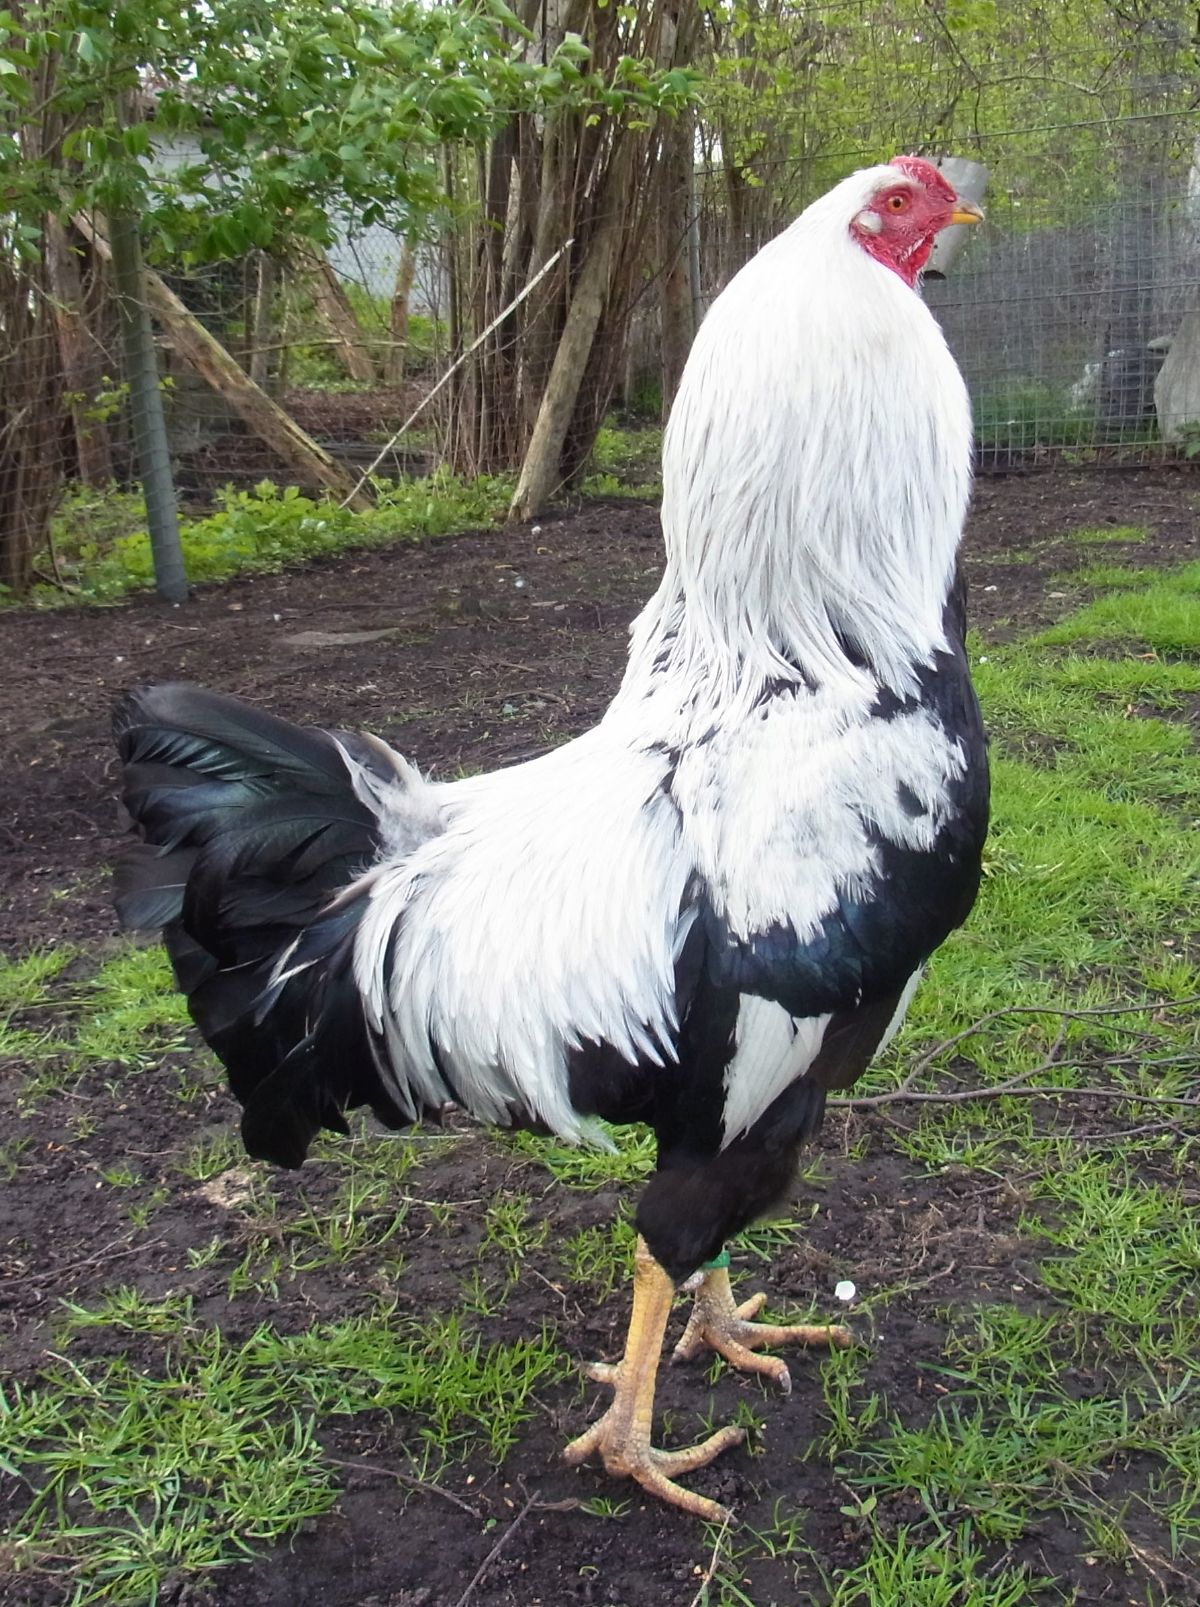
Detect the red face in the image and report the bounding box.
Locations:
[850,155,981,287]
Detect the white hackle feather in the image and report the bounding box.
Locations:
[276,162,975,1147]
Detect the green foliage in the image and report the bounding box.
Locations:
[13,473,516,606]
[581,423,663,500]
[973,382,1094,452]
[286,302,444,390]
[705,0,1198,219]
[0,0,698,265]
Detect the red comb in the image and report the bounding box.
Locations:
[888,155,957,202]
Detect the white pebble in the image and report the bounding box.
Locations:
[834,1280,857,1303]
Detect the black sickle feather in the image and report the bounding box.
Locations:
[114,683,415,1166]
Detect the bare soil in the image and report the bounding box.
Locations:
[0,467,1197,1607]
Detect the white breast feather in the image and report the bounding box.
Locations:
[673,690,968,943]
[721,1000,831,1145]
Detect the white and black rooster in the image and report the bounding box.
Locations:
[115,157,988,1521]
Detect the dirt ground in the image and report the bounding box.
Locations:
[0,466,1197,1607]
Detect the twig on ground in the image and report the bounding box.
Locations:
[20,1236,167,1289]
[326,1456,482,1517]
[453,1483,576,1607]
[835,1079,1199,1112]
[687,1514,733,1607]
[830,994,1199,1116]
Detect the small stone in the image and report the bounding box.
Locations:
[834,1280,857,1302]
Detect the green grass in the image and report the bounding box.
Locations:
[1,943,193,1109]
[813,556,1200,1602]
[581,423,663,499]
[3,549,1199,1603]
[1,1304,568,1605]
[1065,523,1148,546]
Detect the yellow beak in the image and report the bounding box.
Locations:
[950,200,985,226]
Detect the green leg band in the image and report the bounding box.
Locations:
[699,1249,730,1272]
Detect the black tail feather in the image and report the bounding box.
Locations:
[114,683,411,1165]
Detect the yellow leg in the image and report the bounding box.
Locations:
[563,1236,745,1521]
[673,1262,851,1393]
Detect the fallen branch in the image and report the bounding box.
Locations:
[830,995,1199,1115]
[326,1456,481,1517]
[452,1484,576,1607]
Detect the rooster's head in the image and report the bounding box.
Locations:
[850,156,984,287]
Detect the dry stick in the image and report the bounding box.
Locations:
[22,1236,168,1289]
[687,1515,732,1607]
[325,1456,481,1518]
[339,241,574,509]
[836,1080,1200,1112]
[452,1486,539,1607]
[833,1001,1199,1113]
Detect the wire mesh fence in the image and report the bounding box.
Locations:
[928,154,1200,467]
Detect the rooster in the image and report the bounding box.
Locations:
[114,156,988,1522]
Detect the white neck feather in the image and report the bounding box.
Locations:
[614,165,973,731]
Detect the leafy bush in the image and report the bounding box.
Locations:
[9,472,515,607]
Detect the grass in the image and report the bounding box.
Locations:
[581,423,663,499]
[2,552,1199,1603]
[1,943,192,1110]
[1,1305,568,1606]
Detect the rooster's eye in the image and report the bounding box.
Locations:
[886,193,909,212]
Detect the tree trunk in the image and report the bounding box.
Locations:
[385,238,417,386]
[658,109,695,415]
[0,248,63,595]
[293,245,377,384]
[509,150,631,520]
[248,251,278,393]
[108,208,189,603]
[75,214,374,512]
[44,216,113,485]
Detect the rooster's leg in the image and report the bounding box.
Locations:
[563,1235,744,1521]
[672,1250,851,1392]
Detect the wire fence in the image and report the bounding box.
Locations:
[928,166,1200,467]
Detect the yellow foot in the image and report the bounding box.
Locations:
[563,1236,746,1521]
[564,1358,744,1522]
[673,1264,851,1393]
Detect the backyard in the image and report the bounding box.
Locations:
[0,465,1198,1606]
